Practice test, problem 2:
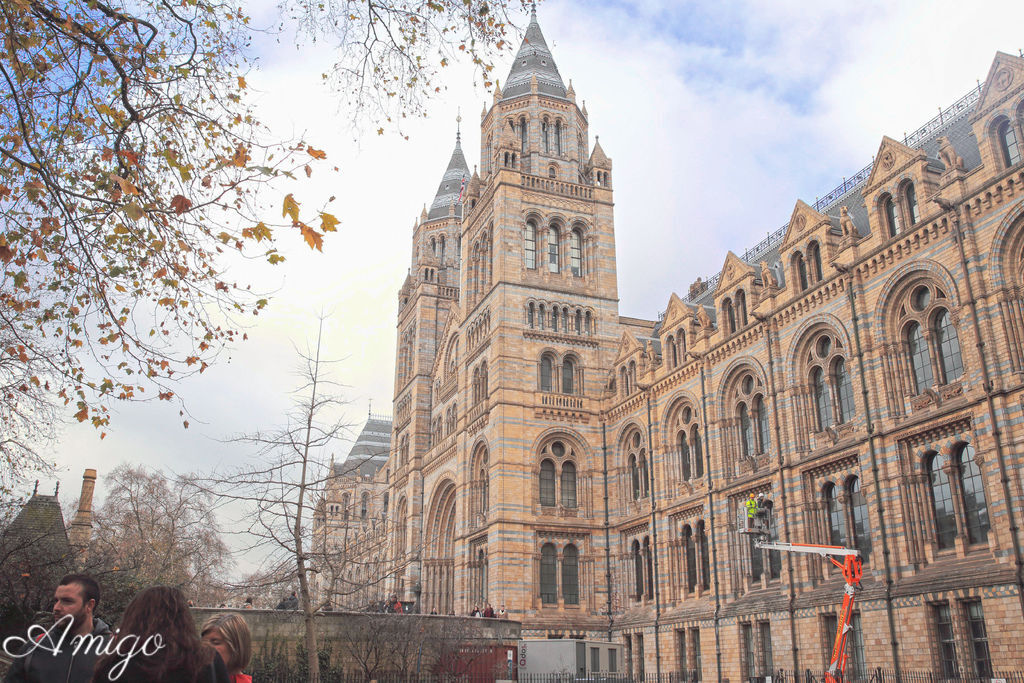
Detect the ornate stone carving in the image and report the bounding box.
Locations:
[995,67,1014,91]
[840,206,856,237]
[793,214,807,231]
[881,150,896,171]
[760,260,778,288]
[937,136,964,172]
[697,306,713,330]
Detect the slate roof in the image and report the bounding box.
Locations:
[501,8,567,100]
[4,493,69,547]
[681,87,983,310]
[333,416,392,478]
[427,134,471,221]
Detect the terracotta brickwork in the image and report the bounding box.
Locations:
[380,13,1024,678]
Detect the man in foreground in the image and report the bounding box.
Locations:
[3,574,112,683]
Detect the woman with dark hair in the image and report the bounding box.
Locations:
[92,586,230,683]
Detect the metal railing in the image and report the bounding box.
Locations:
[677,83,983,306]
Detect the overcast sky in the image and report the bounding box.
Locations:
[34,0,1024,569]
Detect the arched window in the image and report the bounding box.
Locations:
[643,537,654,599]
[794,253,809,291]
[736,290,748,328]
[927,452,957,550]
[562,544,579,604]
[723,298,736,334]
[749,533,763,581]
[555,121,563,156]
[562,357,575,394]
[632,540,644,598]
[934,309,963,384]
[957,444,990,544]
[629,455,640,500]
[561,461,577,508]
[696,521,710,589]
[519,117,527,153]
[739,402,753,456]
[848,477,871,561]
[540,354,554,392]
[678,430,691,481]
[547,226,559,272]
[904,183,920,225]
[575,309,582,335]
[906,321,933,393]
[812,366,833,431]
[525,221,537,269]
[570,229,583,276]
[551,307,558,332]
[834,358,855,424]
[540,543,557,603]
[667,336,678,368]
[585,311,593,335]
[360,492,369,519]
[528,302,535,327]
[480,362,488,401]
[541,119,550,153]
[883,194,901,237]
[997,118,1021,167]
[754,395,770,454]
[683,526,697,591]
[691,426,704,478]
[824,483,846,546]
[807,242,823,282]
[342,493,350,520]
[540,459,556,506]
[626,431,647,499]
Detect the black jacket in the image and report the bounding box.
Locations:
[3,618,112,683]
[92,654,230,683]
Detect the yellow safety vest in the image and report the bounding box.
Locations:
[745,499,758,518]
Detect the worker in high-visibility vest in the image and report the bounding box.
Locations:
[744,492,758,529]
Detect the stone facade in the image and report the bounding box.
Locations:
[382,12,1024,679]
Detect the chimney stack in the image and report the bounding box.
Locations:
[68,469,97,553]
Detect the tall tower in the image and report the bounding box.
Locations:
[391,131,470,601]
[396,7,622,633]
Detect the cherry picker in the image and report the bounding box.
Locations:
[740,498,862,683]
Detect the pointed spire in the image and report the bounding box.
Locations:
[502,8,567,99]
[427,129,471,220]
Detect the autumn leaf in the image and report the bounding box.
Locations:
[237,76,247,89]
[307,146,327,160]
[74,405,89,422]
[170,194,192,214]
[319,212,340,232]
[123,202,145,221]
[111,174,140,195]
[230,144,249,167]
[298,223,323,251]
[282,193,300,223]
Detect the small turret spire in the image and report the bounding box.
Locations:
[456,107,462,142]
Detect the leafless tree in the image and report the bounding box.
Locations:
[196,316,350,680]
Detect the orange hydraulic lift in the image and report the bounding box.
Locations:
[740,502,863,683]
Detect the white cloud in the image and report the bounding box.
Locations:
[41,0,1024,572]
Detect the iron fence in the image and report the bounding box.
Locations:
[242,667,1024,682]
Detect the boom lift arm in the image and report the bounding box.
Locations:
[742,513,862,683]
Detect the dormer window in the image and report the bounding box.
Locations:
[723,298,736,334]
[904,182,920,225]
[997,118,1021,167]
[793,252,809,291]
[807,242,823,283]
[882,194,901,237]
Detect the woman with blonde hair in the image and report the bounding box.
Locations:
[201,613,252,683]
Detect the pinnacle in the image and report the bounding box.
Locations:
[502,8,566,100]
